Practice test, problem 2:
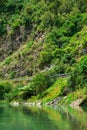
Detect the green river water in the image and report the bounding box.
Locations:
[0,104,87,130]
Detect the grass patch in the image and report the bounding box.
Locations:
[42,77,68,103]
[59,87,87,105]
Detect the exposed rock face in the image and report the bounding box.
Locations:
[10,101,20,106]
[0,26,28,62]
[10,101,42,107]
[80,97,87,106]
[45,97,62,106]
[70,98,85,106]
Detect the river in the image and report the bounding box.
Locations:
[0,104,87,130]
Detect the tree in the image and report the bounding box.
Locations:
[0,0,7,12]
[32,73,48,96]
[77,0,87,12]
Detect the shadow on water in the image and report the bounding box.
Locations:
[0,104,87,130]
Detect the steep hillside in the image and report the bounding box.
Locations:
[0,0,87,105]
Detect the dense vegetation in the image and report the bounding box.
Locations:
[0,0,87,105]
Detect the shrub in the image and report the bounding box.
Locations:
[31,73,48,96]
[38,49,53,69]
[9,71,16,79]
[68,56,87,90]
[4,57,12,65]
[6,0,16,13]
[0,82,11,100]
[27,41,34,48]
[0,19,7,36]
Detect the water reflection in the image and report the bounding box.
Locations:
[0,104,87,130]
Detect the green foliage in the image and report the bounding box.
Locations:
[77,56,87,75]
[6,0,23,13]
[26,41,33,48]
[59,87,87,105]
[69,56,87,90]
[16,84,35,100]
[4,57,12,65]
[12,19,22,30]
[59,0,74,14]
[9,71,16,79]
[39,51,53,68]
[0,82,11,100]
[0,0,7,12]
[31,73,48,96]
[0,0,87,104]
[5,84,24,102]
[6,0,16,12]
[0,19,7,36]
[77,0,87,12]
[42,78,68,103]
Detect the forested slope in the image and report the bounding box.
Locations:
[0,0,87,105]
